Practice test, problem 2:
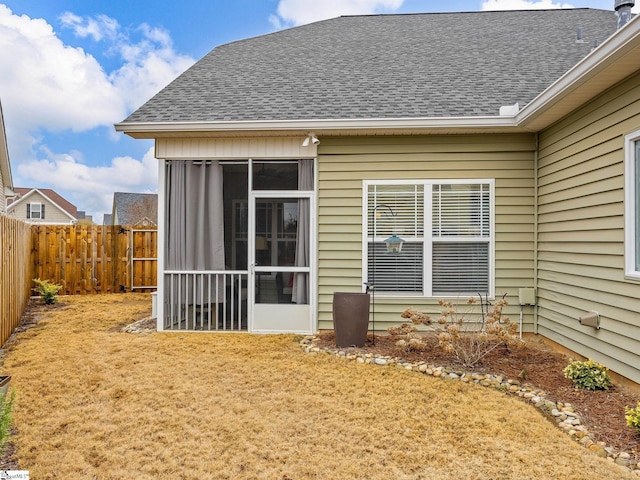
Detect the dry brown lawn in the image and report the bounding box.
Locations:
[0,294,636,479]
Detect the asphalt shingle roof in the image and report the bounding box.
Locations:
[123,9,618,124]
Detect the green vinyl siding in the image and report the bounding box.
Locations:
[317,133,536,331]
[537,71,640,384]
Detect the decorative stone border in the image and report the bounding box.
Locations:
[121,317,156,334]
[299,335,639,475]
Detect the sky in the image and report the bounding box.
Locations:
[1,0,638,222]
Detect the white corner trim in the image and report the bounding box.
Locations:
[624,129,640,279]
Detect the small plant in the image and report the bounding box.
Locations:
[32,278,62,305]
[625,402,640,435]
[0,389,16,455]
[563,359,612,390]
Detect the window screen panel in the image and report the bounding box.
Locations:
[367,184,424,293]
[432,184,490,237]
[367,184,424,238]
[432,242,489,295]
[368,242,423,293]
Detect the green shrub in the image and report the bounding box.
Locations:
[563,359,612,390]
[32,278,62,305]
[0,389,16,455]
[625,402,640,434]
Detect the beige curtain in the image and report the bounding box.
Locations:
[165,160,225,302]
[292,159,312,304]
[165,160,225,270]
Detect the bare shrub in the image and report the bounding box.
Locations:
[389,295,525,367]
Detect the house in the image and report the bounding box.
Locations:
[7,187,77,224]
[0,100,13,214]
[76,211,94,225]
[111,192,158,226]
[116,4,640,384]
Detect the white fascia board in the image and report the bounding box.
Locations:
[516,15,640,127]
[115,115,518,137]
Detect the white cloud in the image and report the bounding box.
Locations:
[481,0,575,10]
[59,12,119,41]
[271,0,404,28]
[109,23,194,112]
[0,5,193,217]
[59,12,194,113]
[0,5,125,133]
[0,5,194,134]
[15,146,158,218]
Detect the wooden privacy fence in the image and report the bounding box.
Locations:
[31,225,157,295]
[0,216,32,346]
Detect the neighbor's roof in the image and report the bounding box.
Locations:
[112,192,158,225]
[9,187,77,218]
[121,9,617,126]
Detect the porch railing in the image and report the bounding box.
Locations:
[164,271,248,331]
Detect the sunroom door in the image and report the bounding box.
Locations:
[250,193,314,333]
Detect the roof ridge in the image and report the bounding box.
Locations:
[339,8,608,19]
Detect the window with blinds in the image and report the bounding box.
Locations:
[432,184,491,295]
[366,181,493,296]
[27,202,44,219]
[635,140,640,272]
[625,131,640,278]
[367,184,424,293]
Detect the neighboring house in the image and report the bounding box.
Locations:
[116,5,640,384]
[103,213,113,226]
[7,188,77,224]
[111,192,158,226]
[0,100,13,214]
[76,211,94,225]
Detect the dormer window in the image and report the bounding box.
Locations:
[27,202,45,220]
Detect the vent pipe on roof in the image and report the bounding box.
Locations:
[615,0,635,29]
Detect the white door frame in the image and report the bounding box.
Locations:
[247,165,316,334]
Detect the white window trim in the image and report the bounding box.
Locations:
[624,129,640,279]
[29,202,43,219]
[362,179,495,298]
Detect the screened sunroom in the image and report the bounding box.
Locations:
[156,139,316,334]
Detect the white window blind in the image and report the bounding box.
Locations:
[366,181,493,296]
[432,184,491,295]
[367,184,424,293]
[432,184,490,237]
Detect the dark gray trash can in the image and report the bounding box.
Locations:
[333,292,370,347]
